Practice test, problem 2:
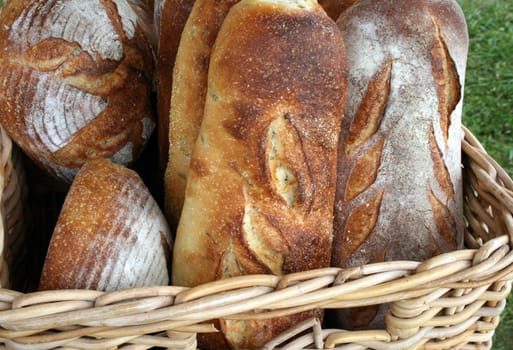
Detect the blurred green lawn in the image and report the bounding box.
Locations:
[456,1,513,349]
[458,0,513,177]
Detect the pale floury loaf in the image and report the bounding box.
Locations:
[332,0,468,328]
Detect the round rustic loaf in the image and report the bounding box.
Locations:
[0,0,155,183]
[38,159,173,291]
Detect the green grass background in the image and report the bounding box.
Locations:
[456,1,513,348]
[458,0,513,178]
[0,0,511,348]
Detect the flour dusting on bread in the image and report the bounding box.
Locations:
[39,160,173,291]
[10,0,123,61]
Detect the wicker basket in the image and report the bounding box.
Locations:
[0,125,511,350]
[0,127,29,291]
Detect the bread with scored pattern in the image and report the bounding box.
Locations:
[39,159,173,291]
[332,0,468,329]
[171,0,348,347]
[0,0,155,183]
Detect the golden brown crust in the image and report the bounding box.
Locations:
[345,60,391,156]
[172,0,348,347]
[339,190,384,260]
[345,138,385,201]
[0,0,155,183]
[430,18,462,146]
[155,0,195,172]
[163,0,239,229]
[333,0,468,329]
[38,159,173,291]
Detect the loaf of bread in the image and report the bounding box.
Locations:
[39,159,173,291]
[171,0,348,348]
[332,0,468,328]
[163,0,239,229]
[155,0,195,172]
[0,0,155,183]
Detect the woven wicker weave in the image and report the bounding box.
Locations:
[0,126,511,350]
[0,126,29,290]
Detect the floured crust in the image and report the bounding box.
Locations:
[0,0,155,183]
[333,0,468,328]
[172,0,348,347]
[38,159,173,291]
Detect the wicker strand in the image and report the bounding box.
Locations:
[0,237,507,349]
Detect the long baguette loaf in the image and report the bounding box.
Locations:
[171,0,348,348]
[163,0,239,229]
[155,0,195,172]
[332,0,468,329]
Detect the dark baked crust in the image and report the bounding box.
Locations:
[171,0,348,348]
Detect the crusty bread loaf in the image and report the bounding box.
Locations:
[171,0,348,348]
[155,0,195,172]
[0,0,155,183]
[332,0,468,328]
[39,159,173,291]
[163,0,239,229]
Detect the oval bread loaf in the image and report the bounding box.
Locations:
[332,0,468,328]
[39,159,173,291]
[171,0,348,348]
[0,0,155,183]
